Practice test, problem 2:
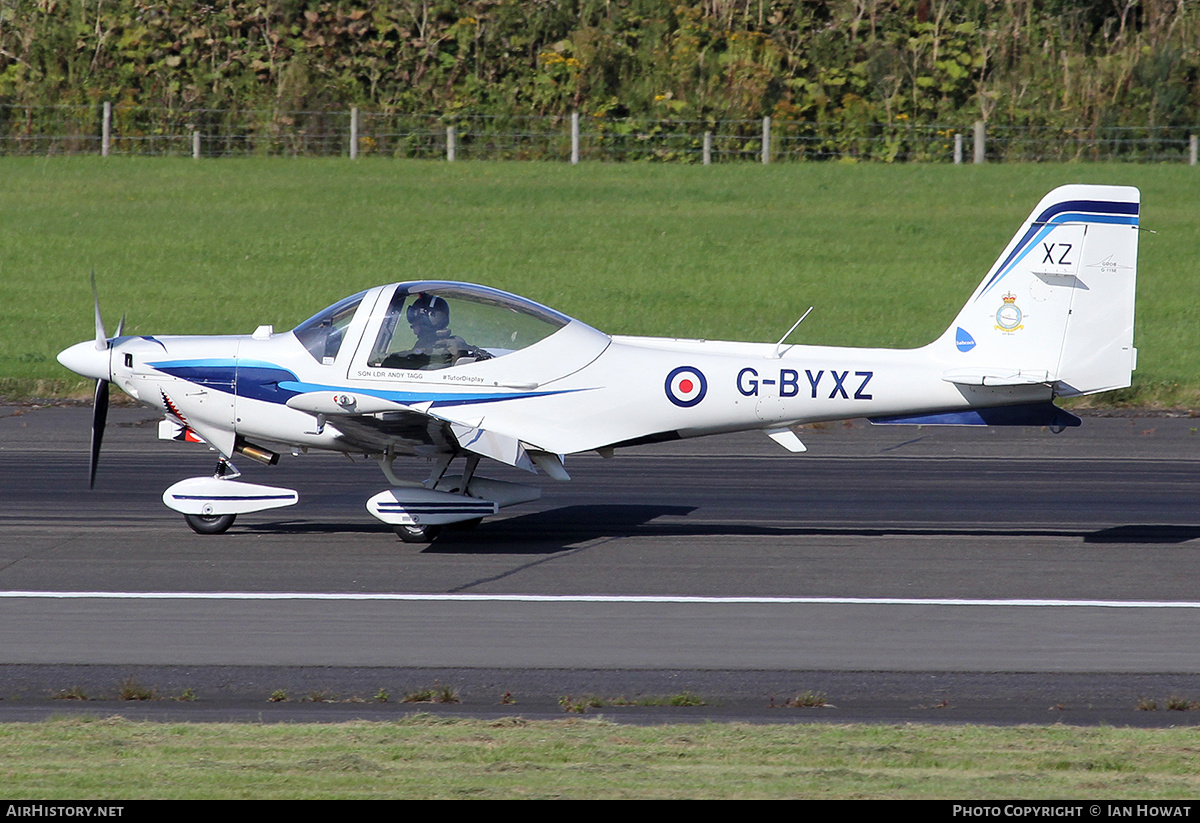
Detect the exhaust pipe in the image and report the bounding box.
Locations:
[234,437,279,466]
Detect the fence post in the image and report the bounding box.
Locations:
[447,125,456,162]
[973,121,986,164]
[571,112,580,164]
[1190,134,1197,166]
[101,101,111,157]
[954,133,963,165]
[192,131,200,160]
[703,131,712,166]
[761,116,771,164]
[350,106,358,160]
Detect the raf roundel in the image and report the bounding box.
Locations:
[665,366,707,408]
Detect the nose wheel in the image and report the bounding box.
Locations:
[184,513,238,535]
[393,523,442,544]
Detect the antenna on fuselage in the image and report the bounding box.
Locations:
[772,306,813,358]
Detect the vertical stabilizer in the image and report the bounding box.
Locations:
[937,185,1139,396]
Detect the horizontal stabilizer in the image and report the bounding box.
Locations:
[869,402,1081,430]
[941,368,1051,387]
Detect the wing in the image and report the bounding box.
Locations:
[284,391,453,456]
[284,391,568,478]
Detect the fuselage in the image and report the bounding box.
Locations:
[53,185,1141,538]
[69,281,1051,464]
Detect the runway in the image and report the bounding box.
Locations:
[2,403,1200,724]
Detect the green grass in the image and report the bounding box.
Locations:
[2,157,1198,405]
[2,716,1200,799]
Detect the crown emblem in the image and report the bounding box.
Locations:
[995,292,1024,332]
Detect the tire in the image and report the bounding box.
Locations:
[393,523,443,544]
[184,513,237,535]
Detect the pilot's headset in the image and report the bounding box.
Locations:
[407,293,450,332]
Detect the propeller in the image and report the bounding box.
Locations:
[88,271,116,489]
[89,366,108,489]
[56,272,121,488]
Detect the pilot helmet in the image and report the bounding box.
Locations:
[407,293,450,332]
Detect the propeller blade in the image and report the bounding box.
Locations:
[115,314,126,338]
[90,378,109,489]
[91,269,107,351]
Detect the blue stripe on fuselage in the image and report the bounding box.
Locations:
[148,359,298,403]
[276,380,581,407]
[146,358,580,408]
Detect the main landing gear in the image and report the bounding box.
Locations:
[392,516,481,543]
[393,523,443,543]
[367,452,540,544]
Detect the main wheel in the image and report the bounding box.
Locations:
[184,513,237,535]
[393,523,443,544]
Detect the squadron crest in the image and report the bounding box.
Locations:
[995,292,1024,332]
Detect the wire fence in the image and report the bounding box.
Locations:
[1,104,1196,164]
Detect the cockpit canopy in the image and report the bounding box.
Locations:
[293,282,575,369]
[293,290,367,364]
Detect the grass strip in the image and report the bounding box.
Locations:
[3,716,1200,799]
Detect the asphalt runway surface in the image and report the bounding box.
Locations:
[3,403,1200,725]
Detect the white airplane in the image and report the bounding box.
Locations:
[58,184,1140,541]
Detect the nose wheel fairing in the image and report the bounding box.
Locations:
[162,476,300,516]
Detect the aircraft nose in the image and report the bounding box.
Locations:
[57,340,111,381]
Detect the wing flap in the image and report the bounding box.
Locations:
[448,421,537,473]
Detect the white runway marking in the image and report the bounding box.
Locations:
[4,591,1200,608]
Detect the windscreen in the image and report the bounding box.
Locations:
[292,291,367,364]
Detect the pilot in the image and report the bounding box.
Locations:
[382,293,491,369]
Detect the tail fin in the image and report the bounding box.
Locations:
[937,184,1139,397]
